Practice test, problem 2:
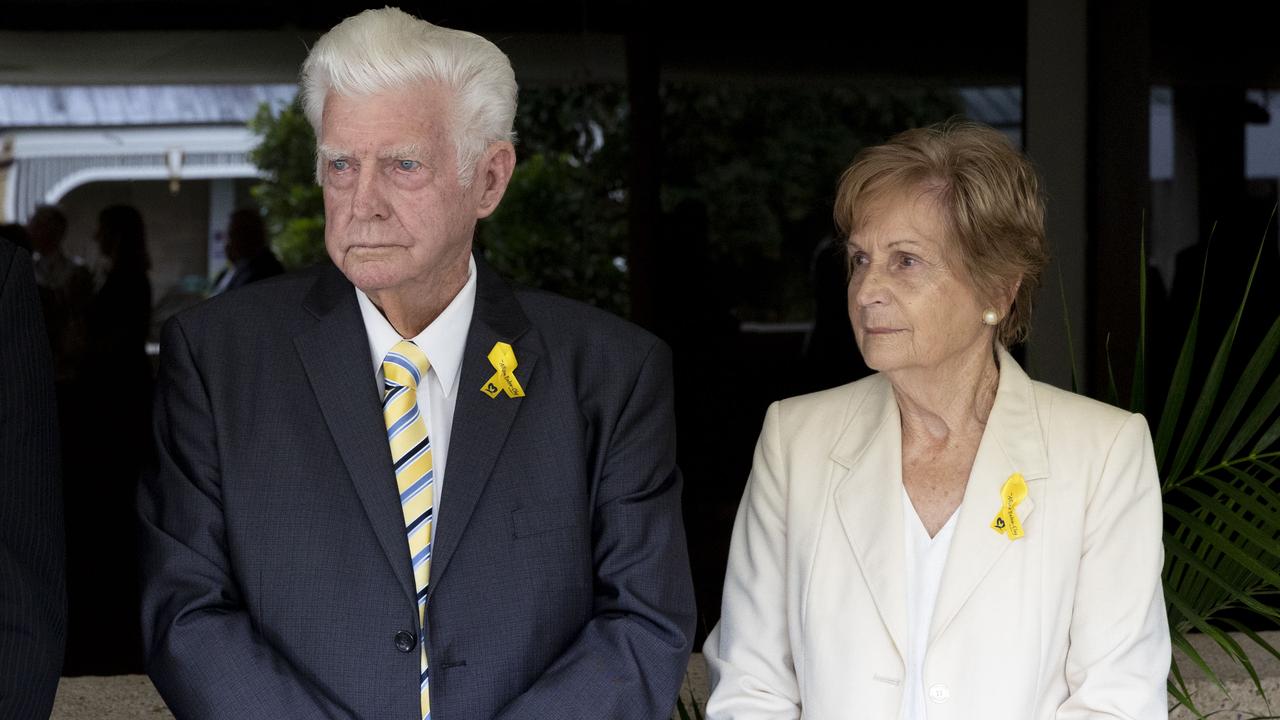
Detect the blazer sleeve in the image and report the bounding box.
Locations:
[138,317,354,720]
[0,242,65,720]
[703,401,803,719]
[492,339,697,720]
[1057,413,1171,719]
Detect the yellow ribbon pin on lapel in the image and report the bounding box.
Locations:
[481,341,525,399]
[990,473,1027,540]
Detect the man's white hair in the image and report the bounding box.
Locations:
[300,7,517,186]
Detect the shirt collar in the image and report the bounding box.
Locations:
[356,254,477,398]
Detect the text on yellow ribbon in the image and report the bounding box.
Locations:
[990,472,1027,540]
[481,341,525,399]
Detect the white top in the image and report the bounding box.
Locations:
[356,255,477,542]
[899,486,959,720]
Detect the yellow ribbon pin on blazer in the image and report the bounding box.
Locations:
[481,341,525,399]
[990,473,1027,540]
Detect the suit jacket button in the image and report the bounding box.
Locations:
[928,683,950,703]
[395,630,416,653]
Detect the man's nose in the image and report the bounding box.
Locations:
[352,169,389,221]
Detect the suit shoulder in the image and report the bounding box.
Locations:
[513,285,662,355]
[163,265,325,351]
[1029,379,1151,465]
[1031,379,1138,429]
[771,373,885,435]
[169,267,318,335]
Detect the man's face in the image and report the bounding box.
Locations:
[319,83,484,296]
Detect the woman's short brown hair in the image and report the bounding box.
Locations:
[834,119,1049,346]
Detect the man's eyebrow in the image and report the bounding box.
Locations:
[377,144,421,159]
[316,145,347,161]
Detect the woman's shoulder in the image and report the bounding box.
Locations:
[1023,377,1152,461]
[768,373,890,437]
[995,348,1138,433]
[1028,378,1139,428]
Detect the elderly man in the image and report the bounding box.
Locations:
[138,8,695,720]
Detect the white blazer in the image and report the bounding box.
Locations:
[704,349,1170,719]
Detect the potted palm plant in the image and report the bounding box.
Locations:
[1143,212,1280,718]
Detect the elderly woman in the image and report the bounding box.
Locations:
[703,121,1170,719]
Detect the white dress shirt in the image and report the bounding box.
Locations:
[356,255,477,542]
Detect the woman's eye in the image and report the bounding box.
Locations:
[899,255,918,267]
[850,251,869,266]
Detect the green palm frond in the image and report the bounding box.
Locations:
[1138,208,1280,719]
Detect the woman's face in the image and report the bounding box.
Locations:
[846,190,995,377]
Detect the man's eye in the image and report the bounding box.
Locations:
[396,160,421,172]
[331,159,350,172]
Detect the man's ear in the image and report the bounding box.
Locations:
[474,141,516,219]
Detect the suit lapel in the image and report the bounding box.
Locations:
[426,257,538,600]
[294,264,418,605]
[831,376,910,660]
[928,348,1049,644]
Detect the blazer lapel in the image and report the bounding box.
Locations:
[293,264,417,605]
[928,348,1049,644]
[831,375,910,660]
[426,256,538,601]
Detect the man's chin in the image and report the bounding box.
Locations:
[340,258,405,294]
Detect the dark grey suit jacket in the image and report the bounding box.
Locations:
[139,256,695,719]
[0,237,65,720]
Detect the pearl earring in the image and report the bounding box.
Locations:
[982,309,999,326]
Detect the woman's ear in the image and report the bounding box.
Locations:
[1004,277,1022,314]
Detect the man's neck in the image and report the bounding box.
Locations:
[365,261,471,338]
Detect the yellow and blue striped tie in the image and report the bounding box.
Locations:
[382,340,434,720]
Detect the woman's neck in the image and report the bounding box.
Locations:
[889,347,1000,447]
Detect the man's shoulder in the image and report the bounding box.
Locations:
[169,264,322,339]
[511,285,662,357]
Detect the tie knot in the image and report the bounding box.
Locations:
[383,340,431,391]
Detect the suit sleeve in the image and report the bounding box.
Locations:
[0,242,66,720]
[492,339,697,720]
[702,401,802,720]
[1057,413,1171,719]
[138,317,354,720]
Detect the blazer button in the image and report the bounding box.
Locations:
[394,630,416,653]
[928,683,950,703]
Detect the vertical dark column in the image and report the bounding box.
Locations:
[1087,0,1151,397]
[626,25,660,330]
[1025,0,1088,390]
[1180,85,1247,235]
[1166,84,1258,372]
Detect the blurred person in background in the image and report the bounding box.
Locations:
[28,205,92,386]
[209,208,284,296]
[63,203,152,675]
